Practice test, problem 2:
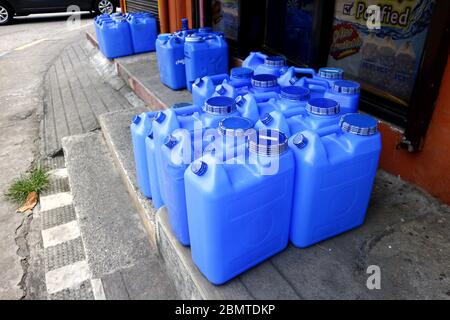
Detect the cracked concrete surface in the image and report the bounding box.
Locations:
[0,13,94,300]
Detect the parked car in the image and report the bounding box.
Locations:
[0,0,119,25]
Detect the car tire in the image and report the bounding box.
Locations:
[0,2,13,26]
[94,0,116,15]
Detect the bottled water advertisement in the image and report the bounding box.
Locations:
[327,0,435,104]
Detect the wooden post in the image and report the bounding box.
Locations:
[120,0,127,13]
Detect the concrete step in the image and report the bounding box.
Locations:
[62,131,179,300]
[99,107,450,300]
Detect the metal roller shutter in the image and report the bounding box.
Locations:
[126,0,159,23]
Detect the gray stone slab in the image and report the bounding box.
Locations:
[62,132,154,278]
[44,237,86,272]
[41,177,70,197]
[36,156,66,171]
[48,280,94,300]
[41,205,77,230]
[119,257,179,300]
[116,53,192,108]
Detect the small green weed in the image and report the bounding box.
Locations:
[5,168,49,205]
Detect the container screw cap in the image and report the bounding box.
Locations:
[191,160,208,176]
[235,95,246,107]
[293,133,308,149]
[154,111,166,123]
[260,113,274,125]
[340,113,378,136]
[251,74,278,88]
[215,85,226,95]
[132,115,141,124]
[218,116,253,137]
[264,56,286,67]
[318,67,344,80]
[280,86,310,101]
[306,98,340,116]
[163,135,178,149]
[332,80,360,94]
[204,96,236,115]
[248,129,289,156]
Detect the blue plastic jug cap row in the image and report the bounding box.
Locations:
[332,80,361,94]
[280,86,310,101]
[293,133,308,149]
[248,129,289,156]
[251,74,278,88]
[340,113,378,136]
[318,67,344,80]
[264,56,286,67]
[204,96,237,115]
[218,116,254,137]
[231,67,254,79]
[306,98,340,116]
[191,160,208,176]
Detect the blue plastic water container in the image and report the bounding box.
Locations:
[152,97,239,207]
[279,66,343,99]
[146,104,201,209]
[127,13,157,54]
[192,73,230,107]
[193,67,253,108]
[242,51,267,70]
[310,67,344,98]
[289,113,381,248]
[130,112,156,198]
[156,33,187,90]
[235,87,308,124]
[255,97,341,137]
[99,17,134,59]
[254,56,288,77]
[160,116,254,246]
[184,34,229,91]
[323,80,361,114]
[94,14,111,53]
[185,129,295,284]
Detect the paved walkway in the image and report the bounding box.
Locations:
[41,41,135,157]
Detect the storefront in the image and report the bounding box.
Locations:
[123,0,450,203]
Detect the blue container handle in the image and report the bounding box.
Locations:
[253,91,278,102]
[293,67,317,77]
[300,77,330,90]
[282,107,307,118]
[315,124,341,137]
[172,104,201,116]
[255,52,268,60]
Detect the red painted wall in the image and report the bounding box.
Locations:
[379,54,450,204]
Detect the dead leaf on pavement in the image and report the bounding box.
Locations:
[16,191,38,213]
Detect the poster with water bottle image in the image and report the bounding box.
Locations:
[326,0,435,103]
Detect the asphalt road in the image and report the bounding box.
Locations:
[0,12,94,300]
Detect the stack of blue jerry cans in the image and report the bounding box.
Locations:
[130,50,382,285]
[94,12,157,59]
[155,20,229,91]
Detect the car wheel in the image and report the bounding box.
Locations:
[0,3,13,25]
[94,0,116,15]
